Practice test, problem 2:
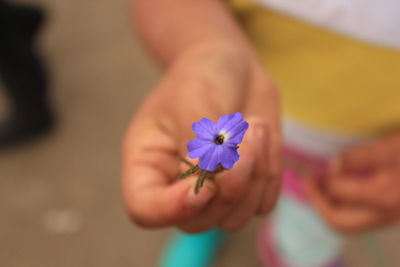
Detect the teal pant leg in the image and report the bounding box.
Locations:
[158,228,228,267]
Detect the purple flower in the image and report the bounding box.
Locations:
[187,112,249,172]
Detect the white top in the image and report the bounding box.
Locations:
[254,0,400,49]
[283,118,368,157]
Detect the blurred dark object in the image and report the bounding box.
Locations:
[0,0,53,149]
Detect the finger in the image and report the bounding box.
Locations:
[256,135,282,215]
[219,168,266,231]
[219,120,271,230]
[326,168,400,210]
[177,153,255,233]
[243,75,282,214]
[338,136,400,172]
[123,161,217,227]
[304,177,392,233]
[257,175,281,215]
[339,144,379,172]
[215,119,267,204]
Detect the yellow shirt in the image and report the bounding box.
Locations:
[228,0,400,136]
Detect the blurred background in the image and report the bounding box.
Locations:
[1,0,400,266]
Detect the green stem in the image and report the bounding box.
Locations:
[195,170,209,194]
[179,156,195,167]
[179,165,199,179]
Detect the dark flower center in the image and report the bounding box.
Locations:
[214,134,225,145]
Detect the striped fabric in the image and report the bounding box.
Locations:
[227,0,400,135]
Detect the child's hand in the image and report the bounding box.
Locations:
[306,133,400,233]
[122,43,282,233]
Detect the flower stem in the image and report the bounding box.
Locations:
[195,170,209,194]
[179,165,199,179]
[179,156,195,167]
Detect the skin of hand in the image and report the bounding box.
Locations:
[305,133,400,233]
[122,42,282,233]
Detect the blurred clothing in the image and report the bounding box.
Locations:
[225,1,400,265]
[258,119,361,267]
[258,118,371,267]
[254,0,400,48]
[228,0,400,135]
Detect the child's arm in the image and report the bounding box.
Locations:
[306,133,400,233]
[122,0,282,232]
[133,0,256,66]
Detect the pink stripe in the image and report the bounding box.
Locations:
[282,170,308,202]
[282,146,329,202]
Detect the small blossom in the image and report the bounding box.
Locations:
[187,112,249,172]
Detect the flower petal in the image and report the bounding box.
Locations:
[192,118,216,140]
[198,145,223,172]
[216,112,243,132]
[220,146,239,169]
[226,121,249,144]
[187,139,213,159]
